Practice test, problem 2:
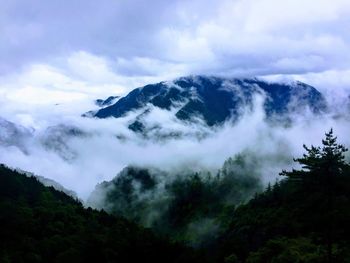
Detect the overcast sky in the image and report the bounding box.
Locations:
[1,0,350,198]
[1,0,350,114]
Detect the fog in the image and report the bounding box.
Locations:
[0,85,349,200]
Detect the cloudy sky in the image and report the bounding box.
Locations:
[1,0,350,109]
[1,0,350,198]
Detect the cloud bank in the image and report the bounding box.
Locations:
[0,91,349,200]
[1,0,350,113]
[0,0,350,200]
[1,0,350,79]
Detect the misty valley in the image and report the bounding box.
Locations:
[1,76,350,262]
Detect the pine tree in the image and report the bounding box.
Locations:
[280,129,348,185]
[280,129,349,263]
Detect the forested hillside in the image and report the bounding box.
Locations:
[0,165,201,263]
[1,129,350,263]
[88,153,264,247]
[214,129,350,262]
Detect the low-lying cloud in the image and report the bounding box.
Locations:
[0,87,349,200]
[1,0,349,218]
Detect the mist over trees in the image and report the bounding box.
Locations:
[87,152,264,247]
[216,129,350,262]
[2,0,350,261]
[1,129,350,262]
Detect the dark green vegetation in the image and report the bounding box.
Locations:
[89,129,350,262]
[215,129,350,262]
[1,129,350,262]
[0,165,201,263]
[88,152,263,247]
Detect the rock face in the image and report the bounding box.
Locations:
[92,76,327,127]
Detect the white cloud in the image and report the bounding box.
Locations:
[0,0,350,201]
[0,93,349,200]
[1,0,350,77]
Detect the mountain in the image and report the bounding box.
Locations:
[34,174,78,199]
[86,130,350,262]
[0,117,33,154]
[95,96,120,107]
[212,131,350,262]
[0,164,202,263]
[0,117,88,161]
[40,124,87,161]
[91,76,327,131]
[87,153,264,247]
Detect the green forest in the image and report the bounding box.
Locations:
[0,166,201,263]
[1,129,350,263]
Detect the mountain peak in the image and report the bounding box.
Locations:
[89,75,327,131]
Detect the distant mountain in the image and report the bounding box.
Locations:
[40,124,87,161]
[0,117,88,160]
[12,166,79,198]
[95,96,120,107]
[0,117,33,153]
[87,154,264,247]
[90,76,327,132]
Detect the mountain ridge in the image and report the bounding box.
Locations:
[90,75,327,130]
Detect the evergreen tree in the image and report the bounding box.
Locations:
[280,129,349,263]
[280,129,348,185]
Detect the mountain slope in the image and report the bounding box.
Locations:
[87,153,264,247]
[95,96,120,107]
[0,164,201,263]
[92,76,327,127]
[211,131,350,262]
[0,117,33,153]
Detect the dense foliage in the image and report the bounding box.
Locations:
[0,165,201,263]
[2,129,350,263]
[215,130,350,262]
[87,152,263,247]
